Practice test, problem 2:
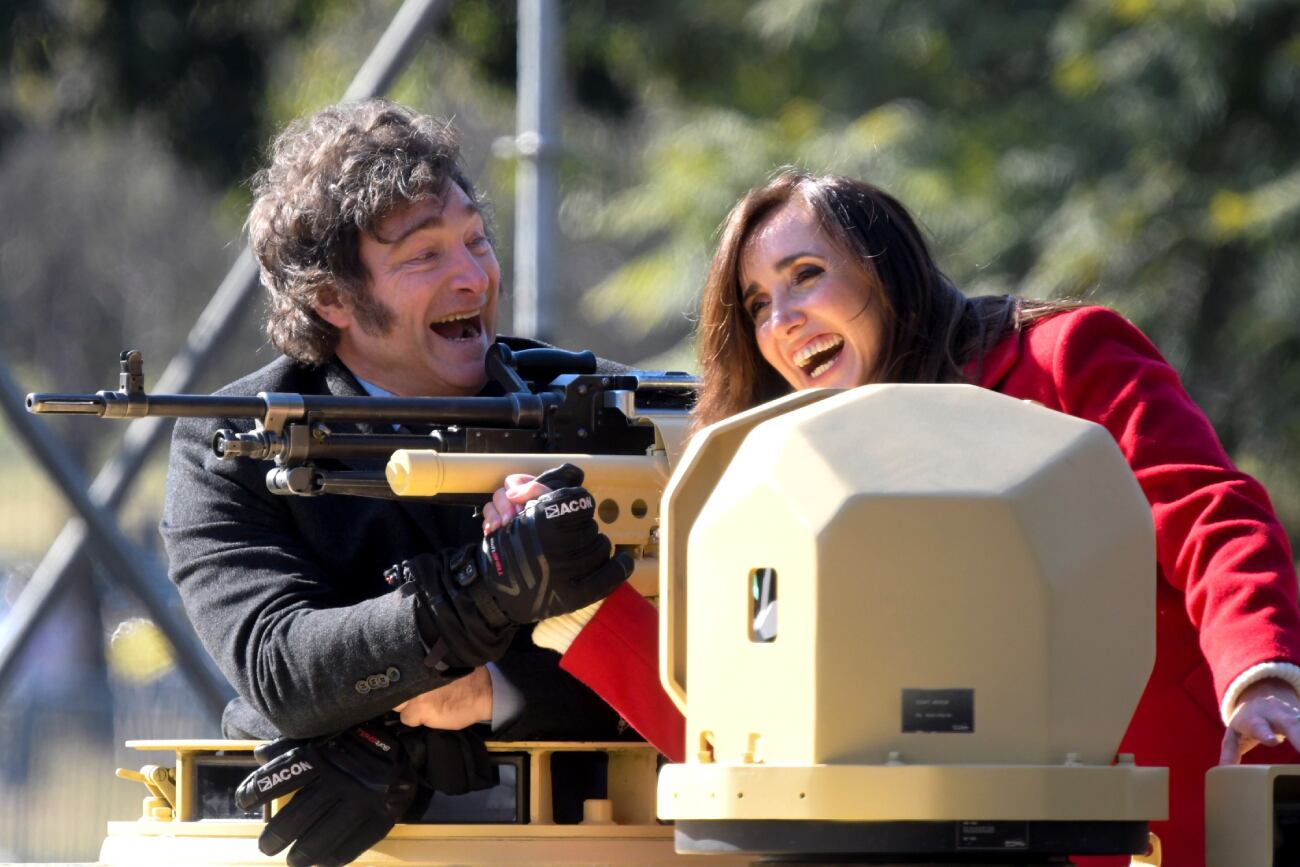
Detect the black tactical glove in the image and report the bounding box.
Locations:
[235,722,419,867]
[406,727,498,795]
[468,464,633,627]
[393,464,633,671]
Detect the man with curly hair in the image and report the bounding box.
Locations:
[160,99,634,864]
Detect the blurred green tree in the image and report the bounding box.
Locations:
[2,0,1298,537]
[0,0,326,186]
[440,0,1300,545]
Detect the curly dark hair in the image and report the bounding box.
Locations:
[248,99,488,365]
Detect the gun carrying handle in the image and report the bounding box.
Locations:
[487,343,598,391]
[659,389,838,716]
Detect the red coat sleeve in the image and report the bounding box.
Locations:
[1030,307,1300,704]
[557,583,686,762]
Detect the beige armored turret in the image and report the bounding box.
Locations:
[658,384,1167,860]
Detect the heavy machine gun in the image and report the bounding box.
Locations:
[28,346,696,588]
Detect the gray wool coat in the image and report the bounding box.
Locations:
[160,341,629,742]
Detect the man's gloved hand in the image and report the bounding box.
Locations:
[235,723,419,867]
[394,464,633,670]
[408,727,498,794]
[468,463,632,628]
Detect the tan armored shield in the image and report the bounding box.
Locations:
[659,384,1166,855]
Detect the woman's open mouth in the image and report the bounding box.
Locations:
[429,309,483,341]
[793,334,845,380]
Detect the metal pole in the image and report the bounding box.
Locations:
[0,362,233,718]
[344,0,449,101]
[513,0,561,341]
[0,0,449,707]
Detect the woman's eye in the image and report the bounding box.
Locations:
[747,298,769,319]
[410,249,438,263]
[793,264,823,284]
[467,234,490,251]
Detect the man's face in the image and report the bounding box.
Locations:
[319,183,500,396]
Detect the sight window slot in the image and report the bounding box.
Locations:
[749,568,777,643]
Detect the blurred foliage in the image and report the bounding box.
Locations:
[0,0,1296,548]
[440,0,1300,539]
[0,127,232,457]
[0,0,323,186]
[107,616,174,685]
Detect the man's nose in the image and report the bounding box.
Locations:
[451,244,492,295]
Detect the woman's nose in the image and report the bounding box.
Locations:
[770,295,805,332]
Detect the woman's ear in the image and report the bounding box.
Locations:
[313,286,353,330]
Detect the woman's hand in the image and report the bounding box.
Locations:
[481,473,553,535]
[1219,678,1300,763]
[393,666,493,730]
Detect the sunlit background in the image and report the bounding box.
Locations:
[2,0,1299,860]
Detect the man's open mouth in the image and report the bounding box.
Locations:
[794,334,845,380]
[430,309,483,341]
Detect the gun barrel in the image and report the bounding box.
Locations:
[27,389,548,426]
[26,393,108,415]
[246,393,549,427]
[386,450,668,497]
[27,391,269,419]
[125,394,269,418]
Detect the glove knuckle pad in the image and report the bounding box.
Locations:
[239,749,318,808]
[536,487,596,525]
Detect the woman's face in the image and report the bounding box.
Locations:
[738,200,885,391]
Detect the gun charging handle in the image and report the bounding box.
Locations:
[213,429,279,461]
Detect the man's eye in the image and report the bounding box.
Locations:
[410,249,439,263]
[467,234,491,251]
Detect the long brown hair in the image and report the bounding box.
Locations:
[694,169,1076,428]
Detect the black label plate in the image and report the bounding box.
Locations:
[901,688,974,733]
[956,820,1030,851]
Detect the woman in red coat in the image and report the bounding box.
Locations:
[487,170,1300,865]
